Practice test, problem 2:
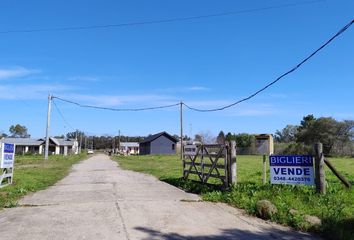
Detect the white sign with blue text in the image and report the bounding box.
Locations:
[1,143,15,168]
[269,155,314,185]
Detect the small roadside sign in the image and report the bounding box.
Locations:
[184,145,197,156]
[255,134,274,155]
[1,143,15,168]
[269,155,314,185]
[0,142,15,187]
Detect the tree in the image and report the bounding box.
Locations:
[225,132,234,142]
[299,114,316,131]
[9,124,29,138]
[66,130,86,139]
[235,133,254,148]
[0,132,7,138]
[216,131,225,144]
[274,125,298,143]
[296,116,353,155]
[194,134,203,143]
[194,131,215,144]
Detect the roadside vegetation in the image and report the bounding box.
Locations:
[114,154,354,240]
[0,153,87,209]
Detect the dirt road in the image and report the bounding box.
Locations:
[0,154,319,239]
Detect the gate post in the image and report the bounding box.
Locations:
[229,140,237,185]
[262,155,267,184]
[314,143,326,194]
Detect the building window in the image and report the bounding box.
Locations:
[172,144,175,150]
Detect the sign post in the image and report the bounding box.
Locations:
[255,134,274,184]
[269,155,314,185]
[0,143,15,188]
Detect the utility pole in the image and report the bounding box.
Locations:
[112,135,116,154]
[118,130,121,153]
[79,132,82,154]
[180,101,183,160]
[44,94,52,160]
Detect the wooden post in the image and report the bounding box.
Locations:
[180,102,183,160]
[314,143,326,194]
[229,140,237,185]
[262,155,267,184]
[180,102,184,177]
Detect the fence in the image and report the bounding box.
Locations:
[182,141,236,187]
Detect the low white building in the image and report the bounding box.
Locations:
[0,138,44,155]
[119,142,139,155]
[0,137,78,156]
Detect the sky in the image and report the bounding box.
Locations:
[0,0,353,138]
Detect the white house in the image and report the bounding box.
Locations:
[0,138,44,155]
[0,137,78,156]
[119,142,139,155]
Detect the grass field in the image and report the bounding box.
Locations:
[0,153,87,209]
[114,154,354,240]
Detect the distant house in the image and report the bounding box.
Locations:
[46,137,79,155]
[0,138,44,155]
[119,142,139,155]
[139,132,178,155]
[0,137,78,156]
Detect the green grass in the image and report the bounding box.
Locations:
[113,154,354,240]
[0,153,87,209]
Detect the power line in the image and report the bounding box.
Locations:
[183,19,354,112]
[52,96,180,111]
[52,97,123,143]
[53,19,353,114]
[0,0,324,34]
[52,99,76,131]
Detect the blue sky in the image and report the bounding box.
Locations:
[0,0,353,138]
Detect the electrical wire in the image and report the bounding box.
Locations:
[183,19,354,112]
[53,97,124,137]
[52,96,180,111]
[0,0,324,34]
[50,19,353,114]
[52,99,76,130]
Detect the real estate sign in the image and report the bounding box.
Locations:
[0,143,15,168]
[269,155,314,185]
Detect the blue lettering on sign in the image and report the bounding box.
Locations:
[4,154,13,161]
[4,143,15,153]
[269,155,313,167]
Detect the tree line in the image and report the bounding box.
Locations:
[211,114,353,156]
[274,114,353,156]
[2,114,353,156]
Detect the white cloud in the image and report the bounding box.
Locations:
[186,86,209,91]
[229,109,276,116]
[0,67,40,80]
[156,86,210,93]
[68,76,99,82]
[224,103,278,117]
[0,83,72,100]
[183,100,232,108]
[63,94,177,107]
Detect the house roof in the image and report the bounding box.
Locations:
[49,137,60,146]
[140,132,177,144]
[50,137,76,146]
[0,137,77,147]
[120,142,139,147]
[0,138,44,146]
[56,138,76,146]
